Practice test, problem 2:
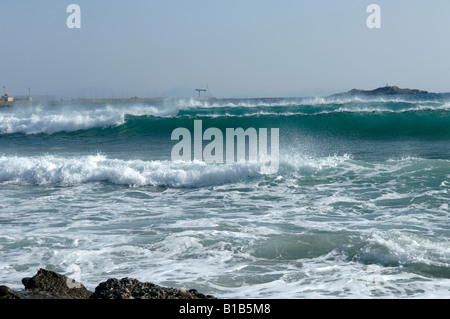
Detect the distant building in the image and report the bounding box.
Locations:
[2,94,14,102]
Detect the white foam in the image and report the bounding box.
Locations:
[368,230,450,268]
[0,154,265,187]
[0,153,356,188]
[334,103,450,114]
[0,103,169,135]
[171,96,447,109]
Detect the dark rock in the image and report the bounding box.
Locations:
[90,277,216,299]
[1,269,217,299]
[21,277,31,287]
[0,285,21,299]
[21,268,92,299]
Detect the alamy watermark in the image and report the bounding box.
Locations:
[66,4,81,29]
[367,4,381,29]
[365,265,387,290]
[171,120,280,174]
[66,4,381,30]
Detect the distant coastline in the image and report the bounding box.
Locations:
[0,86,446,108]
[329,85,434,98]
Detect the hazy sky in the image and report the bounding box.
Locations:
[1,0,450,98]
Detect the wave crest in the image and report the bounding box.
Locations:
[1,97,450,135]
[0,104,168,135]
[0,154,355,188]
[0,154,264,187]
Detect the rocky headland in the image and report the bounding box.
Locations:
[329,85,433,98]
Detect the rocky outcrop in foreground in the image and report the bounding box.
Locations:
[0,269,216,299]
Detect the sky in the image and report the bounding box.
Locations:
[1,0,450,98]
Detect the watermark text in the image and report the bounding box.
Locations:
[67,4,81,29]
[171,120,279,174]
[367,4,381,29]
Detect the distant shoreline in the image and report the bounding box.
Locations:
[328,85,436,98]
[1,86,448,107]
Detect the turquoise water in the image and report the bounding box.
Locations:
[0,95,449,298]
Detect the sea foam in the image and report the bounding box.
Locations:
[0,154,263,187]
[0,153,354,187]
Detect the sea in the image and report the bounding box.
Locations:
[0,94,449,298]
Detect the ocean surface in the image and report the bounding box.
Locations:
[1,94,449,298]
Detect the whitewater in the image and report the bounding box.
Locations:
[1,95,449,298]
